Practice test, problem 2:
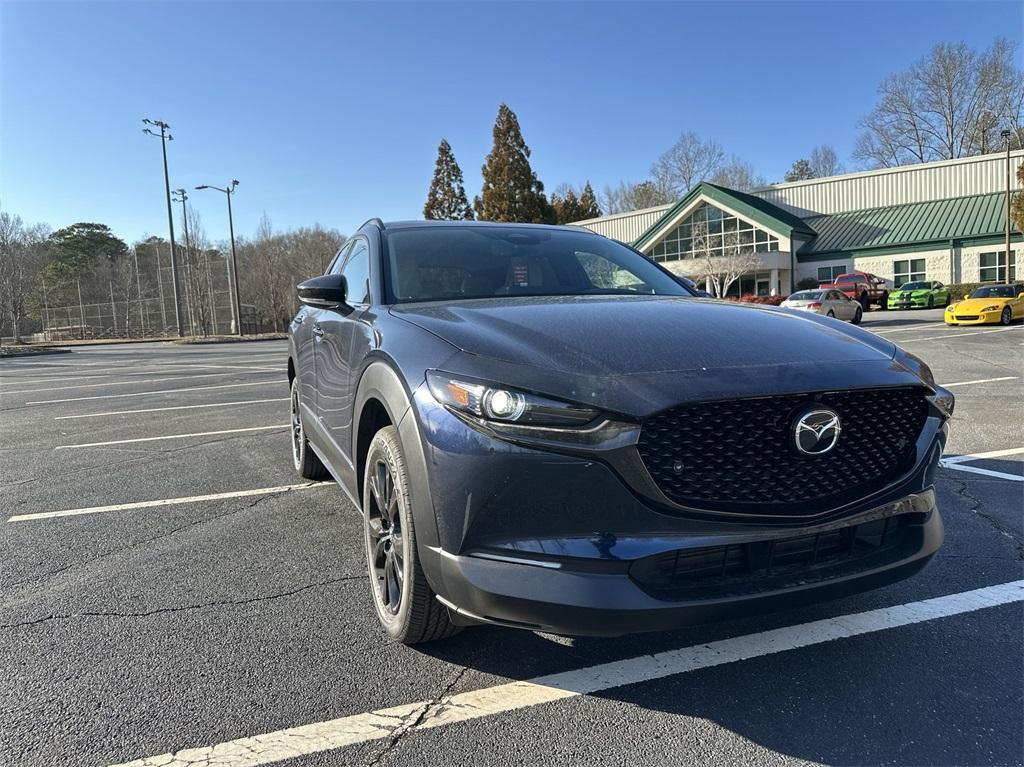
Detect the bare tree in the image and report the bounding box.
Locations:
[809,145,843,177]
[650,132,726,198]
[855,38,1024,167]
[710,157,766,191]
[0,210,50,342]
[600,180,673,215]
[667,221,761,298]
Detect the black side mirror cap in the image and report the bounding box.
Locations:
[297,273,348,309]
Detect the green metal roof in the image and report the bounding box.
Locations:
[799,192,1013,258]
[632,181,816,250]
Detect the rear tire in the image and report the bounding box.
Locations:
[290,378,330,480]
[363,425,460,644]
[826,310,835,318]
[852,307,863,325]
[1001,307,1012,326]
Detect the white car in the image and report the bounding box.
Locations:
[782,289,863,324]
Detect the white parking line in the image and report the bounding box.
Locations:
[939,462,1024,482]
[54,399,289,420]
[54,424,289,450]
[899,327,1023,342]
[27,380,286,405]
[941,376,1019,387]
[942,447,1024,464]
[0,364,279,385]
[108,580,1024,767]
[3,371,273,395]
[6,482,328,522]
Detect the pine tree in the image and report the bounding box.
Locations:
[474,104,552,223]
[423,139,474,220]
[578,181,601,219]
[784,159,815,182]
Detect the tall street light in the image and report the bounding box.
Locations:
[196,180,242,335]
[142,118,184,336]
[172,189,196,334]
[1002,129,1013,285]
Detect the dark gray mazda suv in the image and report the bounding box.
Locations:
[287,219,953,644]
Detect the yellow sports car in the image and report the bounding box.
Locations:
[944,283,1024,325]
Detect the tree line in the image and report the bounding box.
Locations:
[0,205,345,342]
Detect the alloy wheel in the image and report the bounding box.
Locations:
[367,458,404,614]
[1002,307,1012,326]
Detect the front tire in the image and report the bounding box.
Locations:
[852,307,863,325]
[290,378,329,480]
[879,292,889,310]
[1001,307,1012,326]
[363,426,459,644]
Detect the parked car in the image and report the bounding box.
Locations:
[887,281,950,310]
[288,219,952,644]
[820,271,890,310]
[944,283,1024,325]
[781,289,863,324]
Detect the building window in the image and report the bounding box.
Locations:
[893,258,926,287]
[649,202,780,263]
[979,250,1016,282]
[817,265,848,283]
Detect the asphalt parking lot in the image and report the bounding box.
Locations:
[1,308,1022,767]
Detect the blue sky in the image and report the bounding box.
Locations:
[2,1,1022,245]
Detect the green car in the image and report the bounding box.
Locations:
[887,281,950,310]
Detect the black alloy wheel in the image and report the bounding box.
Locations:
[1001,307,1012,326]
[362,426,459,643]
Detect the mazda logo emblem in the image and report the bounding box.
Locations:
[793,408,842,455]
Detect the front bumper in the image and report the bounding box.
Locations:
[944,309,1002,325]
[430,491,942,636]
[412,383,949,637]
[889,295,929,309]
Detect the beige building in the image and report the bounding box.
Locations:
[574,151,1024,296]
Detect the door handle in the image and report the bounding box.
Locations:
[312,325,324,339]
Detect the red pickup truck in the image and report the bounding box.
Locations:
[819,271,890,310]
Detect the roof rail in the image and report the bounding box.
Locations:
[360,217,385,231]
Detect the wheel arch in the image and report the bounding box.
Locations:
[352,361,441,553]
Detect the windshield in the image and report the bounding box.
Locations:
[384,226,692,303]
[789,290,824,300]
[899,282,928,291]
[969,285,1021,299]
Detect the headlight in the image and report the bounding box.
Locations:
[980,305,999,312]
[427,371,599,427]
[945,303,956,312]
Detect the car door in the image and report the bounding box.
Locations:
[836,291,857,320]
[295,242,352,412]
[932,282,948,306]
[314,236,373,473]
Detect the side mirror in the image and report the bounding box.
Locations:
[297,273,348,308]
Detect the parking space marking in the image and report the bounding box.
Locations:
[7,482,328,522]
[942,447,1024,464]
[899,326,1023,343]
[941,376,1019,387]
[939,463,1024,481]
[108,579,1024,767]
[3,371,273,395]
[54,399,289,420]
[26,380,286,405]
[0,364,279,385]
[54,424,289,450]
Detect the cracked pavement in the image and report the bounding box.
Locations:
[1,333,1022,767]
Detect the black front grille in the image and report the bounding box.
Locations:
[637,387,928,516]
[630,513,922,600]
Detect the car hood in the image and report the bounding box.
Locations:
[893,289,929,296]
[391,295,894,375]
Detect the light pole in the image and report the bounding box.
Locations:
[1002,129,1012,285]
[172,188,197,334]
[196,180,242,335]
[142,118,184,336]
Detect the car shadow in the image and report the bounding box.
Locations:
[413,582,1022,766]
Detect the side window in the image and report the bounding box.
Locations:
[341,239,371,305]
[328,242,353,275]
